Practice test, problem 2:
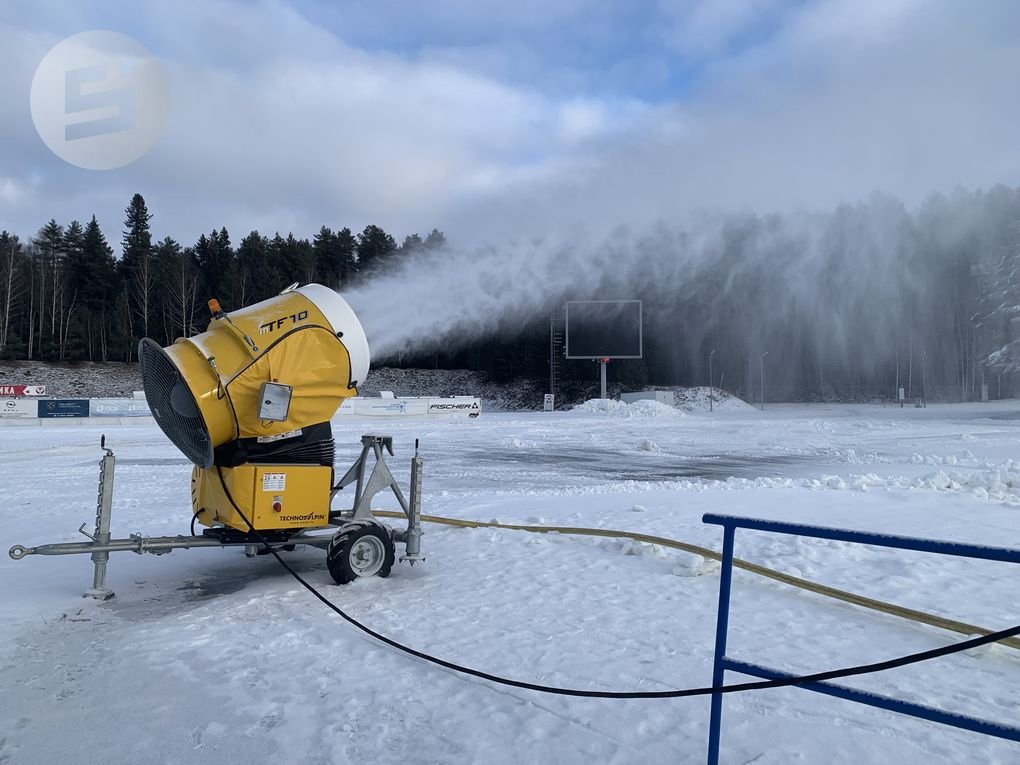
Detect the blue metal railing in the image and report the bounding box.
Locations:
[702,513,1020,764]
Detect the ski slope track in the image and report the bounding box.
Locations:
[1,401,1019,764]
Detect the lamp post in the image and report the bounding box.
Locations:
[709,349,716,412]
[760,351,768,411]
[921,349,927,405]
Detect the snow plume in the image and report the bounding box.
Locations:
[347,197,914,355]
[344,228,646,360]
[348,217,823,361]
[345,187,1017,400]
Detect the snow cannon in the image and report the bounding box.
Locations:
[10,283,425,598]
[139,283,369,532]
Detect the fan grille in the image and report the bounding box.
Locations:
[139,338,214,468]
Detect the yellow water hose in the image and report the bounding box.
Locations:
[374,511,1020,652]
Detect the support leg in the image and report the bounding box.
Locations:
[84,447,116,600]
[707,526,735,764]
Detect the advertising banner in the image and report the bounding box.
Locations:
[0,398,39,418]
[426,398,481,417]
[338,396,481,418]
[37,399,90,418]
[338,397,429,417]
[0,385,46,396]
[89,399,152,417]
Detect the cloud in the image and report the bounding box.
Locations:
[0,0,1017,249]
[657,0,788,57]
[451,0,1020,238]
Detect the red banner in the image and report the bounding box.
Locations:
[0,385,46,396]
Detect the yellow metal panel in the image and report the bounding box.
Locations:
[169,342,237,447]
[168,290,358,447]
[250,466,332,529]
[230,328,353,439]
[192,464,332,531]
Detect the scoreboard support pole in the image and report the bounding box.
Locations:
[599,357,609,400]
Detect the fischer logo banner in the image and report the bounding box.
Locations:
[428,400,481,417]
[0,385,46,396]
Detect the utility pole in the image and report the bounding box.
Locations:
[921,349,927,405]
[760,351,768,411]
[747,355,752,405]
[709,349,716,412]
[895,346,900,405]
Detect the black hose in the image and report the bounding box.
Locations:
[214,465,1020,700]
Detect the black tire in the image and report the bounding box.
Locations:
[326,522,395,585]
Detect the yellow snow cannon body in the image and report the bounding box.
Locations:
[139,283,370,533]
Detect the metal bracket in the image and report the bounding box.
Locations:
[332,434,424,564]
[333,435,407,519]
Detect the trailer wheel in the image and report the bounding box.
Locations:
[326,522,394,584]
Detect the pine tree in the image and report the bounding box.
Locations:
[74,216,119,361]
[121,193,154,346]
[236,231,277,303]
[313,226,344,289]
[424,228,446,250]
[336,227,357,287]
[152,236,183,344]
[356,225,397,280]
[194,228,234,306]
[399,233,423,254]
[267,233,288,288]
[33,219,64,359]
[294,235,315,286]
[59,221,85,359]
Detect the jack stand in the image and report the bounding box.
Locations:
[83,437,116,600]
[401,441,424,564]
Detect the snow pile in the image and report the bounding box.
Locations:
[913,467,1019,499]
[670,386,755,412]
[637,439,660,452]
[570,398,684,417]
[617,386,755,412]
[909,450,980,467]
[701,468,1020,504]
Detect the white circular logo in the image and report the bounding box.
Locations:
[30,30,169,171]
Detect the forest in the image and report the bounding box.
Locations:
[1,187,1018,403]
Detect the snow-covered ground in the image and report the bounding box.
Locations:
[2,402,1019,764]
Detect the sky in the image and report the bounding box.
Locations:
[1,0,1019,249]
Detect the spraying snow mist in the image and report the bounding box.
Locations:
[345,187,1020,399]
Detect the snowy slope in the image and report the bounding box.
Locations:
[1,402,1019,763]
